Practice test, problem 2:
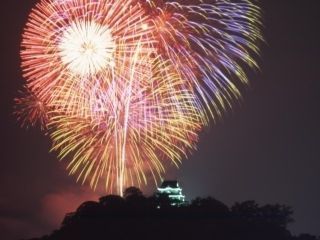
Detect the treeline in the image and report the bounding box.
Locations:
[27,187,319,240]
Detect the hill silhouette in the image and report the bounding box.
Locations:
[26,187,319,240]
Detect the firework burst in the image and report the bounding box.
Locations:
[16,0,263,195]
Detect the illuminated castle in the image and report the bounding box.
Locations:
[157,180,186,206]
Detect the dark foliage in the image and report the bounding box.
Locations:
[231,200,294,228]
[26,188,318,240]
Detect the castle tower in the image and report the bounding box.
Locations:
[157,180,186,206]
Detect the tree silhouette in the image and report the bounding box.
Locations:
[191,197,229,215]
[294,234,320,240]
[99,195,125,211]
[123,186,143,199]
[231,200,260,219]
[259,204,294,228]
[27,187,319,240]
[231,200,294,228]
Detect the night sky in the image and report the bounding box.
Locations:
[1,1,320,239]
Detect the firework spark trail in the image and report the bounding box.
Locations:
[48,55,202,193]
[150,0,263,118]
[15,0,263,195]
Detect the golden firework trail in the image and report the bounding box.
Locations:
[15,0,263,195]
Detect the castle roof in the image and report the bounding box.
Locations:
[160,180,179,189]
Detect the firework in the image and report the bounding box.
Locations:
[14,85,48,130]
[17,0,263,195]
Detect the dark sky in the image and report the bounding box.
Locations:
[1,1,320,239]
